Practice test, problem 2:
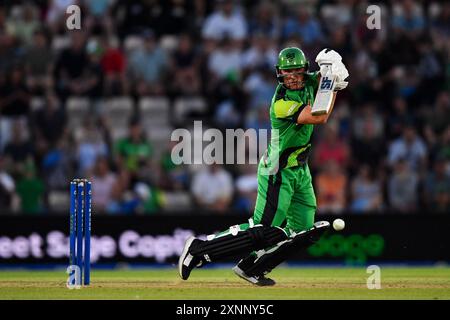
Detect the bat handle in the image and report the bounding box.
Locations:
[322,63,332,76]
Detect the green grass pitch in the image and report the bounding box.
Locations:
[0,267,449,300]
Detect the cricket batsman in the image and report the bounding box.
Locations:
[178,47,349,285]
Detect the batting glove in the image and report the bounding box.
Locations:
[316,48,349,91]
[316,48,342,75]
[332,61,349,91]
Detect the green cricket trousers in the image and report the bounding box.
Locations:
[251,161,317,236]
[214,161,317,239]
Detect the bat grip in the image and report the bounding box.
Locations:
[322,63,332,75]
[319,63,333,77]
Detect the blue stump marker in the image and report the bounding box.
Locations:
[84,181,91,285]
[69,179,92,286]
[76,181,84,284]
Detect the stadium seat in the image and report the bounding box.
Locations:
[110,127,129,141]
[173,96,208,125]
[66,97,91,129]
[159,35,179,52]
[139,97,170,127]
[48,191,70,212]
[147,125,173,142]
[161,191,192,211]
[108,36,120,49]
[123,35,144,53]
[30,96,45,111]
[178,124,213,174]
[146,125,174,157]
[99,96,135,129]
[51,35,71,52]
[428,3,442,19]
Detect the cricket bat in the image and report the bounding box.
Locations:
[311,64,337,116]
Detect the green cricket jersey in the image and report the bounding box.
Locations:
[265,72,320,171]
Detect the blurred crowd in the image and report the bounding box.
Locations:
[0,0,449,215]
